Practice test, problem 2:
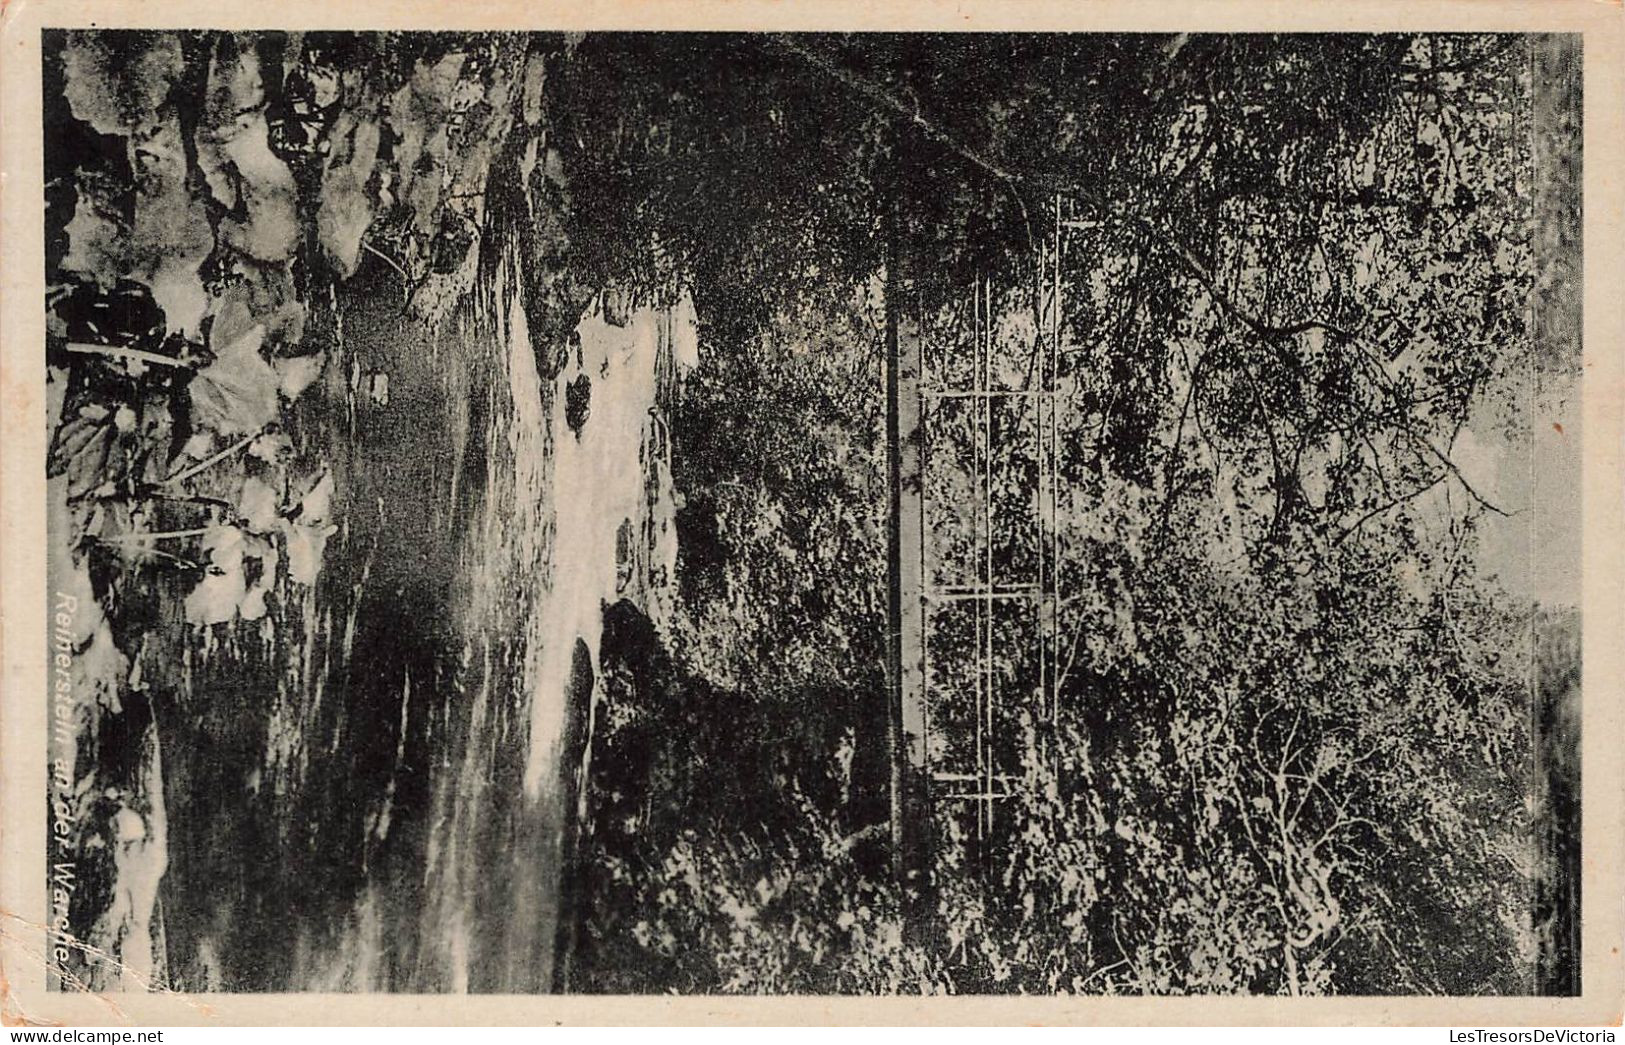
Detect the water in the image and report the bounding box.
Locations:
[397,261,687,992]
[152,250,693,993]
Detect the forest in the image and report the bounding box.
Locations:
[41,30,1579,996]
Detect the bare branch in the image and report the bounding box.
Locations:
[766,34,1036,245]
[1398,37,1520,80]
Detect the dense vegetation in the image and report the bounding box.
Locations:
[42,30,1578,995]
[564,33,1579,995]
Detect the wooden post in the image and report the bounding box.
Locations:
[885,203,934,937]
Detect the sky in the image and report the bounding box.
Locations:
[1459,371,1581,609]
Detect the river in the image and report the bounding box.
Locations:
[150,249,691,993]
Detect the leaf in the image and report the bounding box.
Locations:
[317,115,382,278]
[184,526,247,626]
[197,49,300,263]
[178,431,215,461]
[296,471,335,525]
[238,476,282,534]
[49,403,119,498]
[286,521,337,587]
[274,352,326,402]
[248,430,294,465]
[189,319,280,437]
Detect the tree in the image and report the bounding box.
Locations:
[570,32,1547,994]
[43,29,1557,995]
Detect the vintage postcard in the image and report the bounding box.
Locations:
[1,0,1621,1027]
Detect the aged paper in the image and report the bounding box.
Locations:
[1,0,1621,1027]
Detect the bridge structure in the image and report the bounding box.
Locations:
[886,195,1086,906]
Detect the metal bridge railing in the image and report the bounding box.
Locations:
[916,196,1074,848]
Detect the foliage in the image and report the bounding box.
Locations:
[42,28,545,988]
[42,28,1562,996]
[573,33,1552,996]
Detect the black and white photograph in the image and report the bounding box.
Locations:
[9,10,1611,1015]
